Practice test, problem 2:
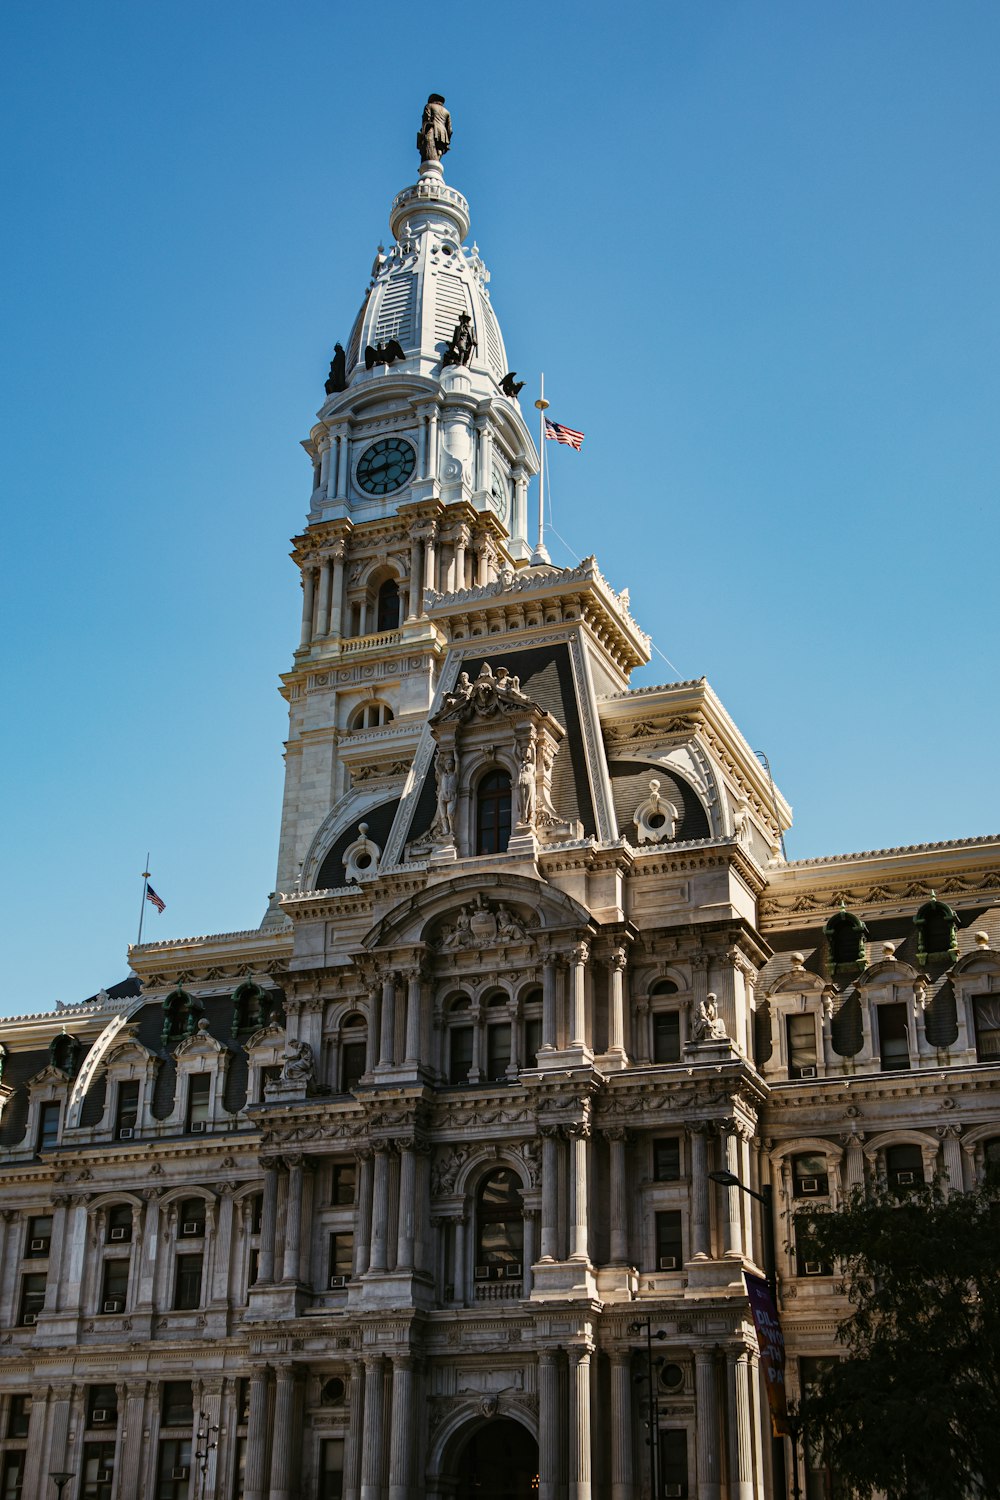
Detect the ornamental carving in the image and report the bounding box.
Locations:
[432,661,533,724]
[433,895,534,950]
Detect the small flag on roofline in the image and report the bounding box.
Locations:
[146,885,166,914]
[544,418,585,451]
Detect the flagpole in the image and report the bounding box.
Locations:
[534,374,550,563]
[137,853,151,948]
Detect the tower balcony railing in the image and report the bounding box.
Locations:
[473,1280,522,1302]
[339,628,404,656]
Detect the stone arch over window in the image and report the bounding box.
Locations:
[863,1130,939,1191]
[348,700,394,732]
[824,904,869,974]
[347,561,406,638]
[632,970,689,1066]
[338,1010,369,1092]
[376,577,400,631]
[473,1166,524,1286]
[475,768,512,855]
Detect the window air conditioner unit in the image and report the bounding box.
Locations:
[896,1171,916,1185]
[110,1226,128,1242]
[91,1408,111,1424]
[659,1256,678,1270]
[800,1177,820,1195]
[103,1299,124,1313]
[329,1275,348,1288]
[97,1473,114,1485]
[172,1467,190,1481]
[665,1487,684,1498]
[182,1221,203,1237]
[798,1065,817,1078]
[505,1263,522,1278]
[118,1127,134,1140]
[804,1261,824,1276]
[474,1265,490,1280]
[29,1238,49,1252]
[189,1120,207,1133]
[21,1313,37,1325]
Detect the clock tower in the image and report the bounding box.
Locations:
[272,109,540,902]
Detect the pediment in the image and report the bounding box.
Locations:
[430,662,555,729]
[362,871,591,952]
[27,1064,72,1089]
[173,1021,225,1058]
[246,1021,287,1056]
[104,1027,158,1067]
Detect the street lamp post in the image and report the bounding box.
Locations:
[49,1475,74,1500]
[628,1317,666,1500]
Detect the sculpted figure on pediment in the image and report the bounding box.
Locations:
[435,894,532,951]
[434,662,533,725]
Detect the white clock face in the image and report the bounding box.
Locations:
[490,465,509,523]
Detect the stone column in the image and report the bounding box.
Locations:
[245,1368,273,1500]
[608,947,628,1057]
[695,1350,721,1500]
[843,1134,865,1192]
[404,969,423,1066]
[610,1351,634,1500]
[726,1349,755,1500]
[396,1139,417,1270]
[542,953,559,1051]
[427,409,440,486]
[45,1384,73,1475]
[689,1125,711,1259]
[198,1377,224,1499]
[370,1142,391,1272]
[355,1148,374,1277]
[330,542,346,638]
[569,1348,593,1500]
[315,557,332,637]
[257,1160,279,1285]
[633,999,651,1065]
[538,1351,561,1500]
[360,1356,385,1500]
[513,466,528,540]
[299,568,315,647]
[317,436,330,497]
[114,1381,148,1500]
[569,943,589,1048]
[269,1363,299,1500]
[388,1356,416,1500]
[941,1126,965,1195]
[407,534,423,619]
[540,1127,560,1261]
[523,1210,535,1295]
[605,1128,630,1263]
[568,1123,590,1262]
[343,1361,365,1500]
[454,525,469,591]
[453,1216,467,1304]
[281,1156,304,1284]
[21,1384,50,1498]
[423,525,438,593]
[336,429,350,498]
[379,972,397,1067]
[211,1187,236,1305]
[720,1125,743,1258]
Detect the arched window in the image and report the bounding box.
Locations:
[914,895,960,966]
[650,980,681,1063]
[522,986,543,1068]
[476,770,512,855]
[474,1168,524,1281]
[448,997,474,1084]
[348,701,394,731]
[485,995,511,1081]
[824,905,868,973]
[231,981,265,1035]
[376,579,400,632]
[340,1013,368,1092]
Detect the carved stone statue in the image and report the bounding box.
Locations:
[430,750,458,841]
[442,311,477,368]
[324,343,347,395]
[515,740,536,827]
[691,994,728,1043]
[417,94,452,164]
[280,1037,315,1085]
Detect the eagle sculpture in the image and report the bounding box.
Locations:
[364,339,406,371]
[500,371,525,398]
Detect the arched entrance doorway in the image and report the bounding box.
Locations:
[454,1417,538,1500]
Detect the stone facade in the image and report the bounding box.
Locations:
[0,128,998,1500]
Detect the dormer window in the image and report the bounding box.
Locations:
[914,894,960,966]
[186,1075,210,1133]
[115,1081,140,1139]
[232,981,266,1035]
[476,770,512,855]
[37,1101,60,1152]
[876,1004,910,1072]
[972,996,1000,1062]
[786,1014,818,1079]
[824,905,868,974]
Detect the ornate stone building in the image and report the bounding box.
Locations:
[1,105,998,1500]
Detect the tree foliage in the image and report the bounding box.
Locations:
[798,1174,1000,1500]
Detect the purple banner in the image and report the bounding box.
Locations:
[744,1270,791,1436]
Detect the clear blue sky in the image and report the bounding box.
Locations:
[2,2,998,1012]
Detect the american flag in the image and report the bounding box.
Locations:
[146,884,166,914]
[544,418,585,451]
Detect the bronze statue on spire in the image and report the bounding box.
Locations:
[417,94,452,164]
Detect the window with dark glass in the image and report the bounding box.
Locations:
[475,1169,524,1279]
[476,770,512,855]
[237,1379,251,1425]
[161,1382,194,1429]
[247,1248,259,1292]
[655,1210,683,1270]
[156,1438,193,1499]
[178,1197,206,1238]
[877,1004,910,1071]
[786,1014,818,1077]
[36,1101,60,1152]
[100,1259,129,1313]
[885,1143,924,1191]
[331,1163,356,1205]
[799,1359,836,1500]
[524,1016,543,1068]
[115,1081,140,1138]
[340,1014,368,1091]
[795,1215,832,1276]
[972,995,1000,1063]
[792,1153,829,1198]
[250,1194,263,1234]
[18,1274,46,1324]
[1,1453,25,1500]
[319,1437,345,1500]
[984,1137,1000,1180]
[87,1386,118,1428]
[659,1429,689,1498]
[258,1064,281,1101]
[6,1396,31,1440]
[328,1233,353,1287]
[107,1203,133,1244]
[81,1441,116,1500]
[653,1138,681,1181]
[186,1073,211,1131]
[25,1215,52,1257]
[486,1023,511,1081]
[653,1011,681,1063]
[173,1254,203,1310]
[233,1436,247,1500]
[376,579,400,632]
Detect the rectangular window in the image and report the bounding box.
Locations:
[331,1163,356,1206]
[25,1215,52,1257]
[173,1254,203,1311]
[107,1203,133,1244]
[7,1395,31,1440]
[247,1247,259,1294]
[795,1216,832,1277]
[319,1437,345,1500]
[486,1023,511,1081]
[659,1429,689,1498]
[972,995,1000,1062]
[258,1065,282,1102]
[1,1453,25,1500]
[161,1381,194,1429]
[250,1193,263,1234]
[236,1379,251,1426]
[81,1440,116,1500]
[655,1210,683,1270]
[328,1232,353,1287]
[178,1198,206,1238]
[653,1138,681,1182]
[232,1435,247,1500]
[877,1004,910,1072]
[791,1153,829,1198]
[87,1385,118,1428]
[340,1043,366,1093]
[115,1080,140,1138]
[186,1074,211,1131]
[885,1143,924,1191]
[653,1011,681,1063]
[524,1016,543,1068]
[449,1026,474,1085]
[101,1259,129,1313]
[37,1101,61,1152]
[786,1014,818,1078]
[800,1358,835,1500]
[156,1438,193,1499]
[18,1273,46,1324]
